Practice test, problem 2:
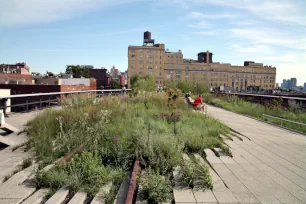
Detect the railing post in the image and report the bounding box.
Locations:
[26,97,30,112]
[40,96,42,109]
[3,98,8,117]
[48,96,51,107]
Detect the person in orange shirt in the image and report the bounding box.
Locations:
[193,94,205,112]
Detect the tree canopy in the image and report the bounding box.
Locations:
[132,75,156,92]
[164,80,208,95]
[65,65,92,78]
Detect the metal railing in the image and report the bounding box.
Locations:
[0,89,131,117]
[262,114,306,128]
[226,92,306,101]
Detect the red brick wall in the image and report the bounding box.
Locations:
[60,85,92,92]
[90,79,96,90]
[0,73,32,84]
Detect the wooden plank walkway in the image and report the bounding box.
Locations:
[206,105,306,204]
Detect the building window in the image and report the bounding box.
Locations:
[177,65,180,69]
[168,65,172,68]
[139,72,143,76]
[147,66,153,69]
[131,49,135,53]
[185,66,189,69]
[131,60,136,64]
[147,55,153,58]
[130,65,134,69]
[139,60,143,64]
[131,54,136,58]
[140,65,144,69]
[140,55,143,58]
[147,61,153,64]
[147,72,152,75]
[176,75,181,79]
[139,49,143,53]
[147,50,153,53]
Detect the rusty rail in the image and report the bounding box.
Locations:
[125,160,141,204]
[55,143,86,164]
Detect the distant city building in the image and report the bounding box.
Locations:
[0,83,96,112]
[88,68,108,89]
[110,66,120,79]
[0,63,33,84]
[281,78,297,89]
[276,83,279,88]
[0,62,31,75]
[304,83,306,92]
[119,71,128,87]
[128,31,276,91]
[291,78,297,89]
[39,78,96,88]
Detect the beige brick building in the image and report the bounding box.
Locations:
[128,32,276,91]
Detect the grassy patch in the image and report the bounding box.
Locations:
[180,156,212,190]
[138,170,173,203]
[27,93,231,201]
[204,94,306,133]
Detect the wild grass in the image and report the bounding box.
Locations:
[203,94,306,133]
[179,156,212,190]
[138,170,173,203]
[27,93,231,201]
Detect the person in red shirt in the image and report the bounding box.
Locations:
[193,94,205,112]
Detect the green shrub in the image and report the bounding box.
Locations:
[139,170,172,203]
[180,156,212,190]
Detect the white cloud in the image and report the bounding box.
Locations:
[230,44,275,54]
[230,28,306,50]
[179,0,306,26]
[189,11,240,20]
[189,21,211,29]
[152,0,190,9]
[193,31,219,36]
[0,0,135,27]
[188,11,239,29]
[208,0,305,26]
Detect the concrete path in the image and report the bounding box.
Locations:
[206,105,306,204]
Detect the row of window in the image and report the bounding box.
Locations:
[131,60,161,65]
[131,55,157,58]
[131,49,161,54]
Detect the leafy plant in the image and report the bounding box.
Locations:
[180,156,212,190]
[139,170,172,203]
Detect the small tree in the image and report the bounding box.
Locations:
[130,75,141,88]
[134,76,156,92]
[110,79,121,89]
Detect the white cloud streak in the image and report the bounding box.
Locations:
[230,28,306,50]
[0,0,136,27]
[198,0,306,26]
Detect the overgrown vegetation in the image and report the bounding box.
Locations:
[138,170,172,203]
[27,88,231,202]
[164,80,208,95]
[180,156,212,190]
[204,94,306,133]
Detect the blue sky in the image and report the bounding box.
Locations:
[0,0,305,85]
